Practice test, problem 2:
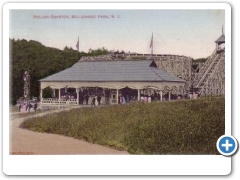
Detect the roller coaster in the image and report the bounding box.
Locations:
[80,31,225,97]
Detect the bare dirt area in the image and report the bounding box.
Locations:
[9,107,129,155]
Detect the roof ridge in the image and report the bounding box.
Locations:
[78,60,152,62]
[40,60,185,83]
[150,67,164,81]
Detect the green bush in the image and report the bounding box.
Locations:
[20,96,225,154]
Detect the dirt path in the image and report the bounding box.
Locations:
[9,107,129,155]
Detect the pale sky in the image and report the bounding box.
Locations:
[9,9,225,59]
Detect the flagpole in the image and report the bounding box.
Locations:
[77,36,79,60]
[151,33,153,56]
[150,32,153,57]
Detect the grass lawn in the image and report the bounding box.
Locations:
[20,96,225,154]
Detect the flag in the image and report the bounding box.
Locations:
[150,33,153,48]
[76,37,79,51]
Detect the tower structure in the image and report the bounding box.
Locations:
[23,70,30,101]
[193,29,225,96]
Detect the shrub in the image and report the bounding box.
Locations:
[20,96,225,154]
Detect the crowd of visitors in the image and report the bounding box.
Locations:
[18,101,38,113]
[41,87,199,108]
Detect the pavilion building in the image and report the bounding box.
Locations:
[39,60,185,106]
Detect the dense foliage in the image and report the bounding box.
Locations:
[192,58,207,70]
[9,39,109,104]
[20,96,225,154]
[194,58,207,63]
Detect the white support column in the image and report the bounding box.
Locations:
[116,89,119,104]
[65,87,67,93]
[40,89,43,103]
[168,91,171,101]
[160,90,163,101]
[59,88,61,104]
[53,89,56,97]
[76,88,79,105]
[138,89,140,101]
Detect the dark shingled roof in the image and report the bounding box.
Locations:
[40,60,185,83]
[215,34,225,44]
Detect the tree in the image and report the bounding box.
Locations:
[9,38,110,105]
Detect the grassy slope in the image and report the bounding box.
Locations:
[20,96,225,154]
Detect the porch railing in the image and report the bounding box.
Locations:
[41,98,78,105]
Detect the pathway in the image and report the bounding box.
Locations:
[9,107,129,155]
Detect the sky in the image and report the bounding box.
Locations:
[9,9,225,59]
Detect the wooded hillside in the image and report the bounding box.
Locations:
[9,39,109,105]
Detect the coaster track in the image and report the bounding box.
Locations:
[79,49,225,96]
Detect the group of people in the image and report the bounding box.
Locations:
[118,92,197,104]
[18,101,37,113]
[61,93,76,100]
[60,90,103,107]
[189,92,199,99]
[79,94,89,105]
[140,95,152,103]
[55,89,199,108]
[90,95,102,107]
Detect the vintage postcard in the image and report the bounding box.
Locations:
[3,2,233,176]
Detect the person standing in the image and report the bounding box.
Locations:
[18,104,22,112]
[22,103,26,113]
[27,102,31,113]
[122,96,126,104]
[34,103,37,111]
[86,94,89,105]
[144,95,148,102]
[91,96,96,107]
[97,95,101,105]
[189,93,193,99]
[119,94,123,105]
[148,96,151,103]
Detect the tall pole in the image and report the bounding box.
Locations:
[151,33,153,56]
[76,36,79,60]
[78,36,79,60]
[149,32,154,57]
